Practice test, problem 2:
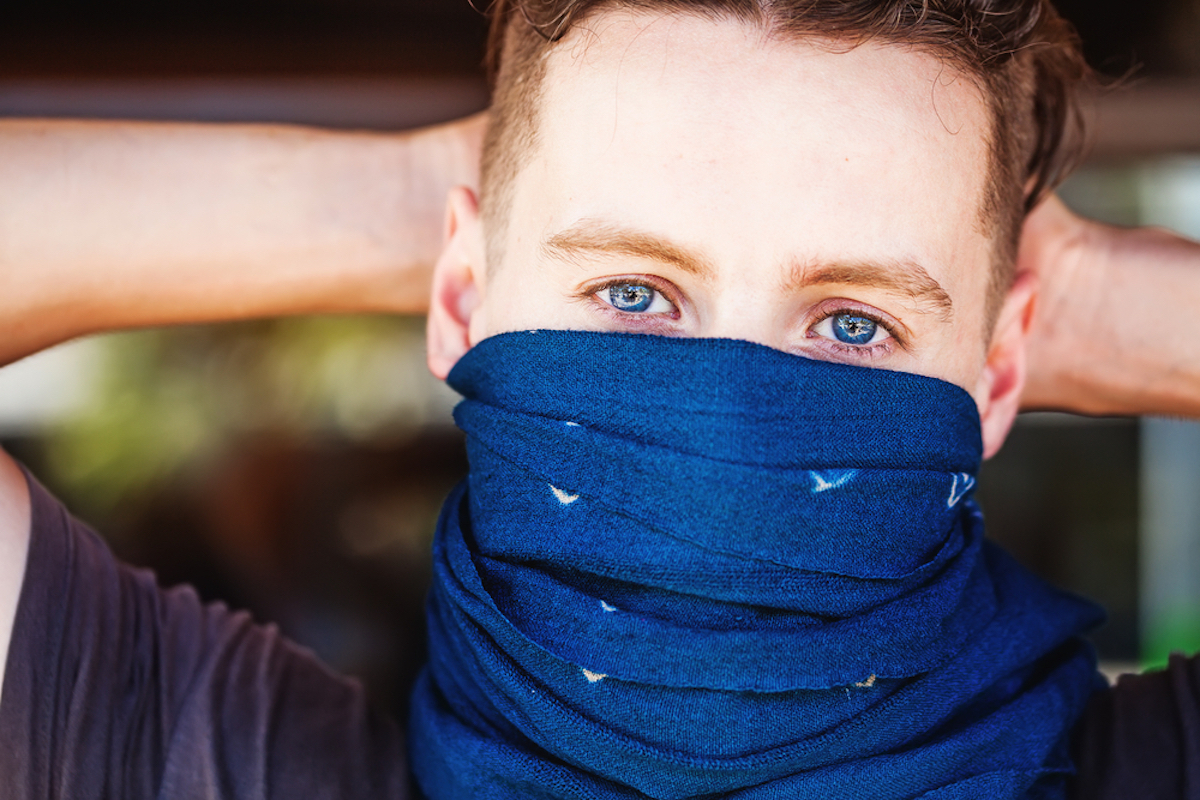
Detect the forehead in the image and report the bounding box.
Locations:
[503,10,994,308]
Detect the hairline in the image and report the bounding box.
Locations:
[481,6,1020,334]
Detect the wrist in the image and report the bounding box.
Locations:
[1021,204,1112,413]
[347,115,487,315]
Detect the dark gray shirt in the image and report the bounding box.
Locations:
[0,471,409,799]
[2,468,1199,799]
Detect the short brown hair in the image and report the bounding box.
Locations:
[480,0,1092,328]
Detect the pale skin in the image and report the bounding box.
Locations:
[430,12,1033,459]
[2,14,1200,694]
[1020,194,1200,417]
[0,114,485,366]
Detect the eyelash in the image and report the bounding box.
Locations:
[580,277,906,356]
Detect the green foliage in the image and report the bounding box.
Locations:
[43,315,454,519]
[1143,611,1200,671]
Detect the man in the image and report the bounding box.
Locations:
[0,1,1199,798]
[426,0,1068,452]
[409,1,1100,797]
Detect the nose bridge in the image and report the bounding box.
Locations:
[701,252,787,348]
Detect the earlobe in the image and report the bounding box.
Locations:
[427,186,487,380]
[978,272,1037,460]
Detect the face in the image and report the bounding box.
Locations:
[429,11,1036,458]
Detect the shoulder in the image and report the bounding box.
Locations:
[0,464,409,800]
[1071,655,1200,799]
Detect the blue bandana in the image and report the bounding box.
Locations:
[409,330,1105,799]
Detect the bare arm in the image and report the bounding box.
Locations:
[0,114,485,366]
[0,448,31,703]
[4,117,1197,416]
[1021,195,1200,417]
[0,115,483,691]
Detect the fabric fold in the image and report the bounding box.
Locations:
[410,330,1105,799]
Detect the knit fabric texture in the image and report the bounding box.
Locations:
[409,330,1106,799]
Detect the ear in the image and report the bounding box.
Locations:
[977,271,1037,459]
[426,186,487,380]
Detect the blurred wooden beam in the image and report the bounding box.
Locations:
[0,12,487,79]
[3,76,1199,156]
[1090,79,1200,161]
[0,76,488,129]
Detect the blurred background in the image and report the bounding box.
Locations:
[1,0,1198,713]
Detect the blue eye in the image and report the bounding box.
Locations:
[832,314,878,345]
[608,284,653,312]
[810,309,893,352]
[603,283,674,314]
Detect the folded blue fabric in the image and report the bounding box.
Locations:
[409,330,1106,799]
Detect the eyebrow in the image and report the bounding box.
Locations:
[542,220,715,279]
[787,260,955,322]
[542,219,954,322]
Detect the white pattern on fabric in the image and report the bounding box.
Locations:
[550,485,580,505]
[947,473,976,508]
[810,470,857,493]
